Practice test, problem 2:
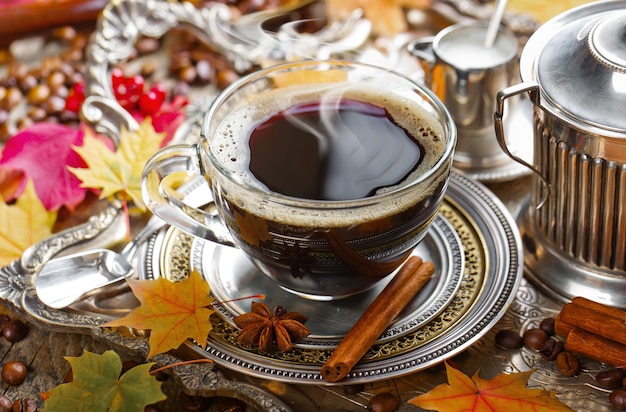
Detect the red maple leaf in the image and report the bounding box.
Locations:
[0,123,93,211]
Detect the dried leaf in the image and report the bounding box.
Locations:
[0,179,57,266]
[507,0,594,23]
[69,118,165,211]
[326,0,431,37]
[409,362,574,412]
[42,350,165,412]
[104,270,215,358]
[0,123,88,211]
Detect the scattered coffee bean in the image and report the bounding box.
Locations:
[367,393,399,412]
[0,395,11,412]
[1,361,27,386]
[523,328,548,350]
[595,369,625,389]
[539,338,563,361]
[343,383,365,394]
[610,389,626,410]
[2,319,28,343]
[0,315,11,331]
[555,351,579,377]
[11,398,36,412]
[539,317,555,335]
[495,329,524,349]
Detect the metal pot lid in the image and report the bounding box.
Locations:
[520,1,626,134]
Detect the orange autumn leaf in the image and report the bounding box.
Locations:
[409,362,574,412]
[104,270,214,358]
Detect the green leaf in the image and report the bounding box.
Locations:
[43,350,166,412]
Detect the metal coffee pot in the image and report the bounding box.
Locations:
[495,1,626,307]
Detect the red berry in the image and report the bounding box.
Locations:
[64,82,85,113]
[139,85,167,115]
[111,67,125,89]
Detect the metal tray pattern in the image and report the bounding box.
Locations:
[137,171,523,384]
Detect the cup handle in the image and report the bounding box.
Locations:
[142,144,237,247]
[494,81,550,208]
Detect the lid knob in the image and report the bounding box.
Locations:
[588,12,626,74]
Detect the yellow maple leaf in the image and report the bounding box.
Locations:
[104,270,215,359]
[326,0,432,37]
[69,119,165,211]
[0,179,57,266]
[507,0,594,23]
[409,362,574,412]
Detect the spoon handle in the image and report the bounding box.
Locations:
[484,0,508,48]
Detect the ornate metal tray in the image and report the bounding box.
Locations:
[136,171,523,385]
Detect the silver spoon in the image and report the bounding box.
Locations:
[35,177,213,309]
[484,0,508,48]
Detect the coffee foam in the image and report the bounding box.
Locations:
[211,83,449,227]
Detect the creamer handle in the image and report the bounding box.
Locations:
[407,36,436,85]
[494,82,550,208]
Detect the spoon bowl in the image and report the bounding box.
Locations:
[34,177,215,309]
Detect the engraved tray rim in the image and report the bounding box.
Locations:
[139,171,524,385]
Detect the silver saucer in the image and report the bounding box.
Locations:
[191,213,464,349]
[138,171,524,384]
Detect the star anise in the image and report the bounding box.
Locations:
[233,301,311,353]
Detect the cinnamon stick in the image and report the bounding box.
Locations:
[571,296,626,321]
[554,313,574,337]
[560,302,626,346]
[321,256,435,382]
[565,328,626,369]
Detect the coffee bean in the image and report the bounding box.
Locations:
[523,328,548,350]
[178,66,197,84]
[11,398,36,412]
[610,389,626,410]
[0,395,12,412]
[1,361,27,386]
[342,383,365,394]
[0,315,11,331]
[555,351,579,377]
[27,84,50,105]
[495,329,524,349]
[2,87,23,111]
[539,317,555,336]
[596,369,625,389]
[539,338,563,361]
[2,319,28,343]
[215,69,239,90]
[367,393,399,412]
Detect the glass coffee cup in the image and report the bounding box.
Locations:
[141,60,456,300]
